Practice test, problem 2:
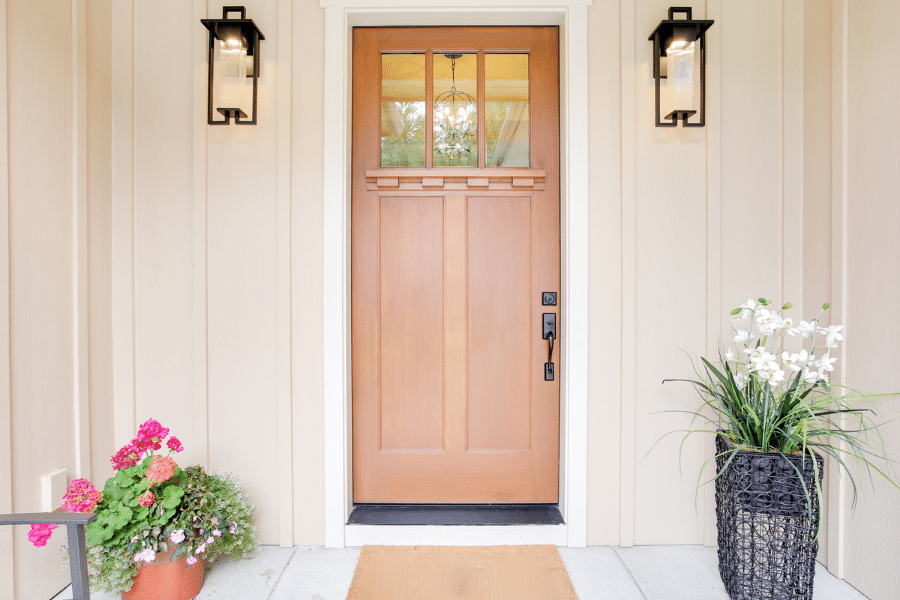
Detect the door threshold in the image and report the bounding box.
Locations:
[348,504,564,526]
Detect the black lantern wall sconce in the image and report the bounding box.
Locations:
[648,7,713,127]
[201,6,265,125]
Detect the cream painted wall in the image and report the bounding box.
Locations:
[3,0,898,598]
[840,1,900,598]
[585,0,835,548]
[5,0,81,597]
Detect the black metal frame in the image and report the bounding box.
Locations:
[201,6,265,125]
[648,7,714,127]
[0,512,97,600]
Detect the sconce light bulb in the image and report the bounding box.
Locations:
[667,39,687,51]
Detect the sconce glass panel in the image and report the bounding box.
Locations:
[660,40,700,122]
[433,53,477,167]
[211,31,253,119]
[381,54,426,168]
[485,54,530,168]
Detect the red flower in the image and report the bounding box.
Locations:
[138,490,155,507]
[167,437,184,453]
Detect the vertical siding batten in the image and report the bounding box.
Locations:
[276,0,294,548]
[703,0,723,548]
[0,0,11,593]
[191,0,209,471]
[827,0,849,579]
[72,0,91,481]
[618,0,636,548]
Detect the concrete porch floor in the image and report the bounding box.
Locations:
[51,545,869,600]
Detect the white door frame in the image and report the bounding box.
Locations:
[321,0,591,548]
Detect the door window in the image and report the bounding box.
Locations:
[380,51,530,168]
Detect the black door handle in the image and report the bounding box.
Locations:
[543,313,556,381]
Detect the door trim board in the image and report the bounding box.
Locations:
[322,0,590,548]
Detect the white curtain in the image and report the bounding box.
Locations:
[489,102,529,167]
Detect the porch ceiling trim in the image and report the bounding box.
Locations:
[322,0,591,548]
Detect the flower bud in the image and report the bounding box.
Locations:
[782,302,793,310]
[730,308,742,316]
[823,303,831,310]
[758,298,770,305]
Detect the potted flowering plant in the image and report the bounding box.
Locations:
[31,419,259,598]
[664,298,898,600]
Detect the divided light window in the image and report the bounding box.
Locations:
[380,52,530,169]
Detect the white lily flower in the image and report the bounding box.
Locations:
[743,346,765,362]
[796,320,817,339]
[756,309,779,331]
[817,353,837,372]
[801,367,820,384]
[781,349,809,372]
[734,330,751,344]
[738,299,758,318]
[725,348,734,361]
[733,371,749,389]
[818,324,842,336]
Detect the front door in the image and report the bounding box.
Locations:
[352,27,560,503]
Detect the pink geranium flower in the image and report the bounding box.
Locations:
[136,418,169,451]
[138,490,155,507]
[146,455,177,485]
[27,523,57,547]
[61,479,102,514]
[111,442,140,470]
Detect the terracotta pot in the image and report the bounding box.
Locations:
[121,545,205,600]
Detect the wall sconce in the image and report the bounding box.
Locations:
[201,6,265,125]
[648,7,713,127]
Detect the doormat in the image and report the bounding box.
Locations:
[346,545,579,600]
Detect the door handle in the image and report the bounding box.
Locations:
[543,313,556,381]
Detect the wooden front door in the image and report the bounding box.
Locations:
[352,27,560,503]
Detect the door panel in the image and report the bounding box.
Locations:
[467,195,533,451]
[352,27,560,503]
[379,196,444,451]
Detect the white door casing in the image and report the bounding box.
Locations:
[321,0,591,548]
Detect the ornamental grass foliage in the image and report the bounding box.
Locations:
[35,419,259,594]
[663,297,899,516]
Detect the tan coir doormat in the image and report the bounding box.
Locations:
[346,545,579,600]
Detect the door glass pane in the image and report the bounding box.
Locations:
[433,53,477,167]
[381,54,426,168]
[485,54,529,167]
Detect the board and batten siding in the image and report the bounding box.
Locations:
[839,0,900,598]
[0,0,105,598]
[1,1,898,599]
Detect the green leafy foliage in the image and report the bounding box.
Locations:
[70,420,260,594]
[660,298,898,524]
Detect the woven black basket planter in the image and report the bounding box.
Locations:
[714,434,824,600]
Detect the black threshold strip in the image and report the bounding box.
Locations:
[348,504,564,526]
